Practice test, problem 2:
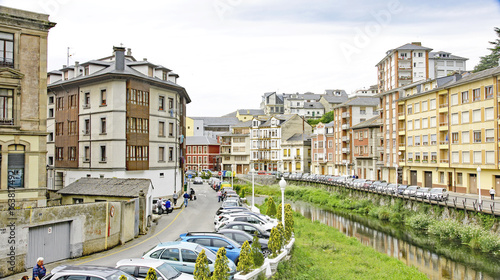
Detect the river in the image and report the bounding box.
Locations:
[290,200,500,280]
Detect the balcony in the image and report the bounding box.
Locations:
[342,112,350,118]
[398,130,406,135]
[398,112,405,120]
[440,159,449,163]
[0,118,14,125]
[398,65,412,71]
[398,57,411,61]
[438,122,448,131]
[220,142,232,146]
[294,155,301,160]
[341,136,350,142]
[341,148,350,154]
[399,76,412,80]
[439,141,449,149]
[399,144,406,151]
[341,124,350,130]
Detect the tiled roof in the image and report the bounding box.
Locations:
[429,51,468,61]
[351,116,382,129]
[303,102,324,109]
[285,133,311,142]
[57,178,151,197]
[334,96,380,108]
[186,136,220,145]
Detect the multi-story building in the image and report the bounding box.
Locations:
[250,114,312,172]
[283,92,324,119]
[429,51,468,79]
[351,116,382,180]
[0,6,55,209]
[185,136,220,172]
[187,116,240,138]
[318,89,349,112]
[261,92,284,114]
[311,122,335,175]
[219,121,252,174]
[47,46,190,197]
[332,97,380,176]
[282,133,311,174]
[396,67,500,195]
[352,85,379,97]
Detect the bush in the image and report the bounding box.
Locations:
[428,219,461,240]
[194,249,211,280]
[212,247,230,280]
[251,234,265,266]
[237,241,253,274]
[268,227,281,257]
[266,197,277,217]
[405,213,434,230]
[144,267,157,280]
[478,233,500,252]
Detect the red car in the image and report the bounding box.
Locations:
[257,170,270,175]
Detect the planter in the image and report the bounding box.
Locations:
[285,237,295,252]
[265,249,287,272]
[234,264,268,280]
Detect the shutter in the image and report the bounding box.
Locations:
[8,154,24,168]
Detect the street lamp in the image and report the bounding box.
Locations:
[231,164,235,188]
[477,166,482,209]
[252,165,256,211]
[279,176,287,230]
[345,162,348,176]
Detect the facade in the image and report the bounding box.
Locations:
[185,136,220,172]
[318,89,349,112]
[311,122,335,175]
[220,121,251,174]
[428,51,468,79]
[47,47,190,198]
[250,114,312,172]
[0,6,55,209]
[352,85,379,97]
[351,116,382,180]
[397,67,500,195]
[283,92,324,118]
[261,92,284,114]
[282,133,311,174]
[332,97,380,176]
[188,116,240,138]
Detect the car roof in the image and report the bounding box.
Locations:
[116,258,165,268]
[223,221,265,229]
[155,241,200,250]
[50,265,123,277]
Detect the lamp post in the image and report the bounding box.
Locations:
[477,166,482,210]
[345,162,348,176]
[231,164,235,188]
[252,165,255,211]
[279,176,287,230]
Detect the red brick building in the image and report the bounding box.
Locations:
[351,116,382,180]
[185,136,220,171]
[311,122,335,175]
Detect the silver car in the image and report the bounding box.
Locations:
[42,265,135,280]
[116,258,194,280]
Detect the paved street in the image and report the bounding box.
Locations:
[6,182,220,280]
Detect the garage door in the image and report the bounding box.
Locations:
[27,222,71,266]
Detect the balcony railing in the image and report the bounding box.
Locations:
[439,103,448,108]
[341,124,350,130]
[439,141,449,145]
[440,159,449,163]
[439,122,448,127]
[342,112,350,118]
[0,118,14,125]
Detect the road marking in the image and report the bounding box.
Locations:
[76,207,184,265]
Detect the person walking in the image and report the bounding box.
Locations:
[172,191,178,206]
[490,187,496,200]
[217,190,222,202]
[33,257,46,280]
[156,198,163,214]
[183,191,190,207]
[164,199,172,214]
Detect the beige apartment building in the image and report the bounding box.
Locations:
[220,121,252,174]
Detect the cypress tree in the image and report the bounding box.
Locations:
[212,247,230,280]
[237,240,253,274]
[194,249,211,280]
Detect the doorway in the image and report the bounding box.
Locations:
[424,171,432,188]
[410,170,417,185]
[469,174,477,194]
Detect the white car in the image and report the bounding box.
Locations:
[215,212,278,231]
[116,258,194,280]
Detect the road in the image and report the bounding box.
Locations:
[6,182,220,280]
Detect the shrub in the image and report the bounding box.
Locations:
[237,241,253,274]
[212,247,230,280]
[284,204,294,241]
[428,219,461,240]
[144,267,157,280]
[266,197,277,217]
[251,233,265,266]
[268,227,281,257]
[478,232,500,252]
[405,213,434,230]
[194,249,211,280]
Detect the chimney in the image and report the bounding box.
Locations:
[126,48,132,56]
[411,42,422,46]
[113,46,126,71]
[143,58,147,61]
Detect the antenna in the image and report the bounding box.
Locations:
[67,47,75,66]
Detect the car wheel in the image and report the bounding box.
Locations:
[262,249,271,258]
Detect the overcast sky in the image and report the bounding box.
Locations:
[3,0,500,116]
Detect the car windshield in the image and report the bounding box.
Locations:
[196,245,216,263]
[430,189,442,193]
[107,271,135,280]
[157,263,181,279]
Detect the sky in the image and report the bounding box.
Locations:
[2,0,500,117]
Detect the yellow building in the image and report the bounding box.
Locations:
[398,67,500,195]
[0,6,55,209]
[186,116,194,137]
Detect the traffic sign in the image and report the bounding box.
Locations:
[188,174,193,178]
[218,171,222,176]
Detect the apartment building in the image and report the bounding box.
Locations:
[0,6,55,209]
[185,136,220,172]
[250,114,312,172]
[311,122,335,175]
[47,47,190,197]
[261,92,284,114]
[187,116,240,138]
[397,66,500,195]
[351,116,383,181]
[332,97,380,176]
[220,121,252,174]
[429,51,468,79]
[282,133,311,174]
[318,89,349,112]
[283,92,324,118]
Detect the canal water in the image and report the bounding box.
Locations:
[290,201,500,280]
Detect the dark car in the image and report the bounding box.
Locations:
[218,228,271,257]
[218,221,271,239]
[397,185,409,195]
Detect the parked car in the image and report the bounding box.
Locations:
[218,221,271,239]
[385,184,398,194]
[218,228,271,257]
[397,184,409,195]
[41,265,136,280]
[375,182,388,192]
[257,170,270,175]
[215,212,278,231]
[222,200,241,208]
[193,177,203,184]
[116,258,193,280]
[177,232,241,264]
[403,185,420,196]
[429,188,449,201]
[415,187,430,199]
[142,241,237,276]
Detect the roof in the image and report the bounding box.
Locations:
[283,93,322,101]
[321,90,348,104]
[376,42,433,66]
[57,178,151,197]
[303,102,324,109]
[238,109,264,115]
[190,116,240,126]
[351,116,382,129]
[334,96,380,108]
[429,51,468,61]
[285,133,311,142]
[186,136,220,145]
[257,114,296,127]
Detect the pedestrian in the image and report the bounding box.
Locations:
[217,190,222,202]
[156,198,163,214]
[190,188,196,201]
[183,191,190,207]
[33,257,46,280]
[490,187,496,200]
[172,191,178,206]
[21,276,29,280]
[164,199,172,214]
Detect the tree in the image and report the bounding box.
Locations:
[276,203,282,221]
[237,240,253,274]
[144,267,157,280]
[266,197,277,217]
[194,249,211,280]
[212,247,230,280]
[268,224,284,257]
[251,233,265,265]
[276,222,285,249]
[474,27,500,72]
[307,111,334,126]
[284,204,294,241]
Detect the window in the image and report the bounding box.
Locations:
[360,107,366,115]
[408,152,413,161]
[48,108,54,118]
[451,113,458,125]
[407,104,412,114]
[168,97,174,109]
[451,94,458,106]
[430,117,436,128]
[69,146,76,161]
[406,120,412,130]
[69,94,77,108]
[485,86,493,99]
[462,111,469,123]
[431,134,437,145]
[100,146,106,162]
[473,130,481,143]
[159,121,165,137]
[56,122,64,136]
[472,109,481,122]
[84,92,90,108]
[462,131,469,144]
[159,147,165,162]
[68,121,77,135]
[56,97,64,110]
[422,152,428,162]
[414,119,420,130]
[414,102,420,113]
[452,152,459,163]
[100,118,106,134]
[100,89,106,105]
[422,101,428,112]
[56,147,64,161]
[169,123,174,136]
[48,132,54,142]
[422,135,428,146]
[439,171,444,183]
[462,151,470,164]
[473,88,480,101]
[486,129,494,142]
[485,107,494,121]
[415,153,421,162]
[452,132,458,144]
[431,152,437,163]
[169,147,174,161]
[457,173,463,185]
[84,119,90,135]
[159,96,165,111]
[430,99,436,110]
[422,118,428,129]
[415,135,420,146]
[0,32,14,67]
[84,146,90,161]
[407,136,413,146]
[486,151,495,164]
[461,91,469,103]
[473,151,482,164]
